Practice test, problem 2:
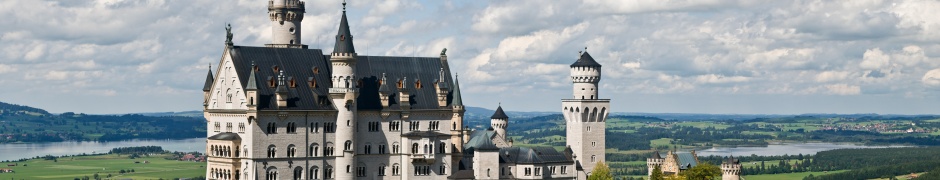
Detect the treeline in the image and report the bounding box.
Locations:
[110,146,165,154]
[0,101,50,115]
[0,113,205,143]
[802,147,940,180]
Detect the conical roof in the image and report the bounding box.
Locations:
[570,51,601,67]
[491,106,508,119]
[451,75,463,106]
[246,68,258,90]
[333,7,355,53]
[202,69,214,91]
[652,151,662,159]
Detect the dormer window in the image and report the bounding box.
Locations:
[308,77,317,88]
[312,67,320,74]
[272,65,279,73]
[397,79,403,89]
[289,77,296,88]
[268,76,276,87]
[414,80,422,89]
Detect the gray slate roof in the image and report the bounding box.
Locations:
[499,147,573,164]
[676,152,698,170]
[333,10,355,53]
[208,132,241,140]
[491,106,508,119]
[226,46,456,111]
[570,51,601,67]
[203,69,214,91]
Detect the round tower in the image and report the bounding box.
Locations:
[268,0,305,45]
[721,156,742,180]
[327,2,358,179]
[490,105,509,139]
[570,50,601,100]
[647,151,664,177]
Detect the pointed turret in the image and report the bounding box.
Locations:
[246,67,259,109]
[333,2,355,54]
[451,75,463,107]
[571,51,602,67]
[490,105,509,139]
[246,68,258,91]
[203,68,214,92]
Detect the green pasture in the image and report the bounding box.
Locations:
[743,170,847,180]
[0,154,205,180]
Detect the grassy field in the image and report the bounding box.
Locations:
[742,170,847,180]
[0,154,205,179]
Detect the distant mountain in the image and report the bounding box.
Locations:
[131,111,203,117]
[0,101,50,116]
[0,101,205,143]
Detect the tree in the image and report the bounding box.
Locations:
[589,161,614,180]
[680,163,721,180]
[650,165,665,180]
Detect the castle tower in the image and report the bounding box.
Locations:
[562,50,610,179]
[490,105,509,139]
[267,0,305,48]
[328,2,358,179]
[647,151,664,178]
[721,156,742,180]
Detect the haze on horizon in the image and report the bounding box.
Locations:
[1,0,939,115]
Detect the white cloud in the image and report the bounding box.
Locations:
[923,69,940,87]
[825,84,861,95]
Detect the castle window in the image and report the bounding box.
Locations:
[344,140,352,151]
[411,143,419,154]
[356,165,366,177]
[311,122,319,133]
[266,167,278,180]
[415,80,422,89]
[561,166,567,174]
[379,144,387,154]
[535,167,541,176]
[325,166,333,179]
[309,143,319,157]
[289,77,296,88]
[226,122,233,132]
[364,143,372,154]
[268,76,276,87]
[379,164,387,176]
[267,122,277,134]
[272,65,279,73]
[592,141,596,147]
[440,165,447,175]
[214,122,221,132]
[524,167,531,176]
[287,144,296,157]
[392,142,400,154]
[310,166,319,179]
[289,27,295,34]
[587,126,591,131]
[287,122,297,133]
[267,145,277,158]
[238,123,245,133]
[308,77,317,88]
[312,67,319,74]
[392,164,401,176]
[438,142,446,153]
[591,155,596,162]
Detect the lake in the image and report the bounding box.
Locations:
[0,138,205,161]
[695,142,909,157]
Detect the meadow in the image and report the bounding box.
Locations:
[0,154,205,180]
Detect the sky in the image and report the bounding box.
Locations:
[1,0,940,115]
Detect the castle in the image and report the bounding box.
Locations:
[202,1,609,179]
[646,150,741,179]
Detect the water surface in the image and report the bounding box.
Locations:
[0,138,205,161]
[695,143,908,157]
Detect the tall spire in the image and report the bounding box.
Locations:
[202,65,214,92]
[451,74,463,106]
[333,0,355,53]
[246,64,258,90]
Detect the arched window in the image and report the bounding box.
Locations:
[591,155,596,162]
[266,167,278,180]
[392,164,401,176]
[378,164,387,176]
[287,144,296,157]
[325,166,334,179]
[310,143,319,157]
[267,145,277,158]
[356,163,367,177]
[412,143,419,154]
[392,142,400,154]
[309,166,319,179]
[344,140,352,151]
[293,166,304,180]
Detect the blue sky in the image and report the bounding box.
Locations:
[1,0,940,114]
